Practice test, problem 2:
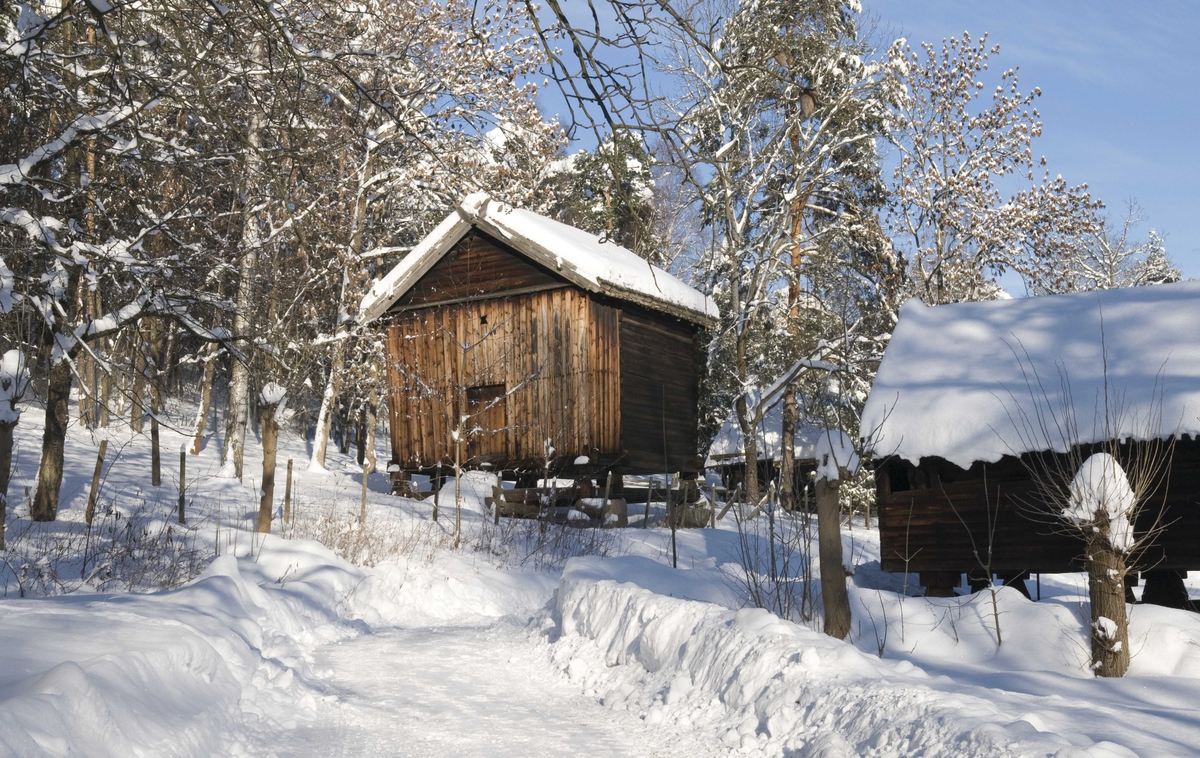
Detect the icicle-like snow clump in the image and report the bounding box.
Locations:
[814,429,859,482]
[0,349,30,423]
[1065,453,1136,552]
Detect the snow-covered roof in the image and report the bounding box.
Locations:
[707,396,826,464]
[359,193,717,325]
[860,281,1200,468]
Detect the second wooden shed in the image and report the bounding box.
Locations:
[860,282,1200,600]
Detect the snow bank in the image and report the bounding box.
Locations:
[359,192,717,325]
[0,537,364,757]
[553,560,1162,758]
[861,281,1200,467]
[353,553,557,628]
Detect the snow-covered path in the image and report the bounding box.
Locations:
[270,623,718,758]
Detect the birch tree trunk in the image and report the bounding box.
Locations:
[309,340,344,471]
[224,84,266,480]
[190,343,219,455]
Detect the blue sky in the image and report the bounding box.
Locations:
[864,0,1200,278]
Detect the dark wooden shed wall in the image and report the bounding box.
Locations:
[618,305,702,474]
[875,438,1200,575]
[390,229,563,311]
[385,287,622,469]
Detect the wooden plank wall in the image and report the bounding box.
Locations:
[385,289,621,469]
[618,305,702,474]
[876,438,1200,574]
[391,229,562,310]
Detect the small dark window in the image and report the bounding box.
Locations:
[480,313,488,325]
[888,461,911,493]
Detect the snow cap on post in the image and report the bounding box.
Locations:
[0,349,30,423]
[258,383,289,423]
[814,430,858,482]
[1066,453,1136,553]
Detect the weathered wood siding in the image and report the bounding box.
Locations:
[385,288,622,468]
[390,229,562,311]
[876,438,1200,574]
[618,305,702,474]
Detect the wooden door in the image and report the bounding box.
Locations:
[467,383,507,460]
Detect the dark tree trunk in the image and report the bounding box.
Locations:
[0,420,14,548]
[258,405,279,534]
[817,476,851,639]
[1087,533,1130,677]
[130,326,146,433]
[32,355,72,522]
[355,408,366,466]
[778,384,797,511]
[735,392,759,507]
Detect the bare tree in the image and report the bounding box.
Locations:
[885,32,1102,304]
[1005,355,1173,677]
[1056,201,1181,293]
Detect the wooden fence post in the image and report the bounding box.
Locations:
[359,465,369,524]
[85,439,107,526]
[432,463,441,522]
[642,476,652,528]
[284,459,293,524]
[178,447,186,524]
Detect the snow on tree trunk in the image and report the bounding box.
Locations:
[190,343,219,455]
[1068,453,1134,677]
[257,383,287,534]
[815,430,859,640]
[735,391,760,507]
[309,339,345,472]
[0,350,30,548]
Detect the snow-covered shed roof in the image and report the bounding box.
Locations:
[707,392,825,464]
[860,280,1200,468]
[359,193,718,325]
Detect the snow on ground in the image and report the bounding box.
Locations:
[5,397,1200,756]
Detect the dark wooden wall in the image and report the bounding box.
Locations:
[876,437,1200,575]
[618,305,702,474]
[385,287,622,469]
[390,229,562,311]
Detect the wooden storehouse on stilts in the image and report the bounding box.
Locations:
[706,390,822,506]
[358,193,717,517]
[860,281,1200,605]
